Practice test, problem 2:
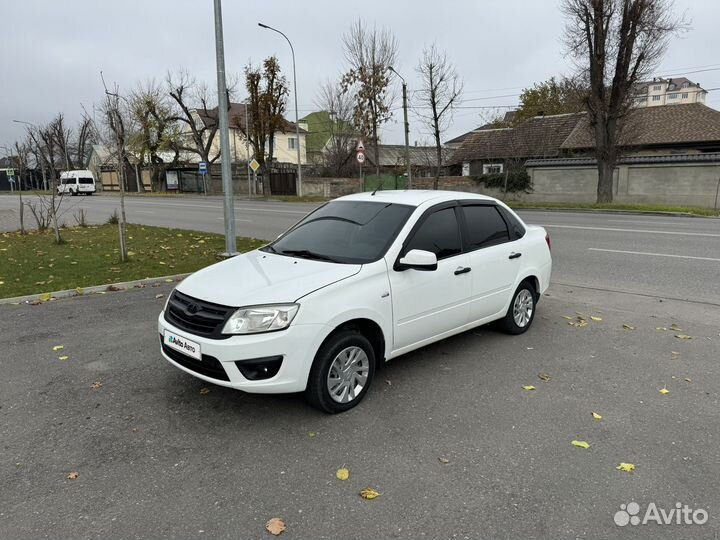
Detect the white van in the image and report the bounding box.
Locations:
[58,170,97,196]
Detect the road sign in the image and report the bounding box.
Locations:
[6,168,14,177]
[356,140,365,152]
[249,159,260,172]
[198,161,208,174]
[356,152,365,164]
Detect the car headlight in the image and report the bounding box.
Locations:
[222,304,299,335]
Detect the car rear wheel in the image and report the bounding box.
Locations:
[499,281,537,335]
[305,330,375,414]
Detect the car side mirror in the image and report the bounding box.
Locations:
[396,249,438,271]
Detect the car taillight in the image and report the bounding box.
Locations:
[545,232,551,251]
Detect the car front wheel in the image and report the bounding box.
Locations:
[499,281,537,335]
[305,330,375,414]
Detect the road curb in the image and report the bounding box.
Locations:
[0,272,191,306]
[510,207,720,218]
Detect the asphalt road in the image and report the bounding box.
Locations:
[1,281,718,539]
[1,193,718,305]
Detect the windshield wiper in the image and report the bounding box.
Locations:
[263,244,279,254]
[278,249,340,263]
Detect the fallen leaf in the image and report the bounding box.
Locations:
[674,334,693,340]
[538,372,551,382]
[155,294,164,299]
[75,287,84,296]
[336,468,349,481]
[0,281,4,286]
[571,440,591,449]
[385,379,392,386]
[67,471,79,480]
[164,279,174,283]
[438,457,450,464]
[265,517,286,536]
[622,324,635,330]
[522,385,536,391]
[590,316,602,322]
[562,315,573,320]
[616,462,636,473]
[684,378,692,383]
[671,351,681,359]
[656,327,668,331]
[91,382,103,390]
[670,323,683,331]
[58,355,69,361]
[360,487,381,500]
[52,345,64,351]
[659,387,670,395]
[308,431,317,438]
[40,292,52,302]
[107,285,121,292]
[592,412,603,420]
[199,387,210,395]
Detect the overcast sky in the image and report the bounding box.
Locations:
[2,0,719,154]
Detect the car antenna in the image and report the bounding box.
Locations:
[371,176,385,196]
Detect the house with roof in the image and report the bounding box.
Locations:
[300,110,356,165]
[631,77,707,108]
[194,103,308,166]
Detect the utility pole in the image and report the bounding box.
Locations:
[245,101,252,197]
[258,22,303,196]
[214,0,237,256]
[388,67,411,189]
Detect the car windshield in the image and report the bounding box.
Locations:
[263,201,414,264]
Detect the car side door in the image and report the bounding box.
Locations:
[459,202,522,323]
[388,203,472,352]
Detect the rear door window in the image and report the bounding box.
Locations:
[462,205,510,250]
[79,178,94,184]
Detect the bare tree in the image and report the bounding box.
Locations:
[243,57,289,197]
[341,20,398,178]
[315,78,356,176]
[562,0,686,202]
[100,75,132,261]
[28,124,64,243]
[415,44,463,189]
[129,80,180,191]
[13,141,29,234]
[167,71,221,164]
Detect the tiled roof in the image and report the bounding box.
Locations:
[561,103,720,149]
[450,113,583,164]
[363,145,453,168]
[526,152,720,167]
[196,103,307,133]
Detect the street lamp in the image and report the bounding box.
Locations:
[388,67,412,189]
[258,22,303,196]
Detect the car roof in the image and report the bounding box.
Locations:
[335,190,497,207]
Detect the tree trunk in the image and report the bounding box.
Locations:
[594,118,617,203]
[372,121,380,179]
[433,126,442,190]
[596,159,615,203]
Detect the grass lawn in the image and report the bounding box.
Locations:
[0,224,265,299]
[507,201,720,217]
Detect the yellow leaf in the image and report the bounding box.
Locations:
[522,385,536,391]
[265,517,286,536]
[622,324,635,330]
[164,279,174,283]
[360,487,381,500]
[438,457,450,464]
[40,293,52,302]
[0,281,4,286]
[67,471,79,480]
[58,355,69,361]
[308,431,317,438]
[571,440,591,449]
[656,327,668,331]
[616,462,636,473]
[592,412,602,420]
[52,345,64,351]
[590,316,602,322]
[674,334,693,340]
[336,468,349,481]
[75,287,84,296]
[562,315,573,320]
[659,387,670,395]
[91,382,103,390]
[199,387,210,395]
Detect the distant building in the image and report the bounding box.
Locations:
[632,77,707,108]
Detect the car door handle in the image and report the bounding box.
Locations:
[454,266,471,275]
[509,252,522,260]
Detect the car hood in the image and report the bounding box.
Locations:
[177,249,361,307]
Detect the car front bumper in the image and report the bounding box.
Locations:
[157,312,329,393]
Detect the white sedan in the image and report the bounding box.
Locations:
[158,191,552,413]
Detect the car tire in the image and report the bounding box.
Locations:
[498,281,537,335]
[305,330,376,414]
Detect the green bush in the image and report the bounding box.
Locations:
[473,171,531,192]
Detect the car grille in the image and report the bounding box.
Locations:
[161,336,230,381]
[164,290,234,339]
